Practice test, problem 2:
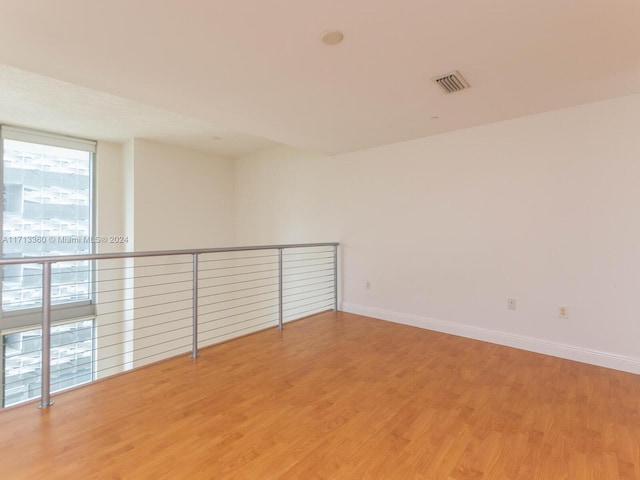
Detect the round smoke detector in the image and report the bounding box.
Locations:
[320,30,344,45]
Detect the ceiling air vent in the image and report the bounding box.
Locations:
[433,71,469,94]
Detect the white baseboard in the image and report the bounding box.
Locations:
[341,302,640,375]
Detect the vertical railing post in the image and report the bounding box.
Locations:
[278,248,283,331]
[191,253,199,358]
[333,245,338,312]
[38,262,53,408]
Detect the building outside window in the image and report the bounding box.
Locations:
[3,320,93,407]
[0,126,96,407]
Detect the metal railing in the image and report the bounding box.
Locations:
[0,242,339,408]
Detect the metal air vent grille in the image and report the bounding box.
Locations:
[433,71,469,94]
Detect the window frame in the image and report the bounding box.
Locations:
[0,126,97,331]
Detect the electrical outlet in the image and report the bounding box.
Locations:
[507,298,516,311]
[558,305,568,319]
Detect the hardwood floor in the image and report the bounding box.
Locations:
[1,311,640,479]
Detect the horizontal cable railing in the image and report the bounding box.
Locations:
[0,243,339,409]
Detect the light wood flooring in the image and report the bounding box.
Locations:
[1,311,640,479]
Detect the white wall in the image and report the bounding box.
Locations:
[131,138,235,250]
[96,140,126,253]
[94,141,128,377]
[96,137,237,251]
[235,93,640,373]
[125,139,236,366]
[94,139,238,370]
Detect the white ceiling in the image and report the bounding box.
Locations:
[0,0,639,157]
[0,65,279,157]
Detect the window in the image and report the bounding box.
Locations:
[0,126,96,406]
[2,319,93,407]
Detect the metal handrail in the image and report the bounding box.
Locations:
[0,242,339,266]
[0,242,340,408]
